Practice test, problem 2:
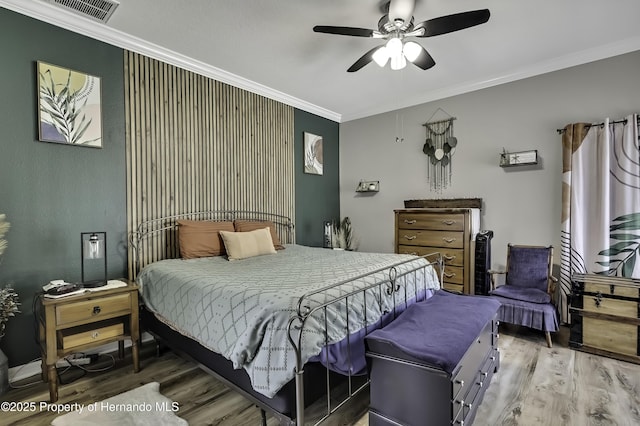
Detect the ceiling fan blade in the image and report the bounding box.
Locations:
[313,25,374,37]
[403,41,435,70]
[415,9,490,37]
[347,46,383,72]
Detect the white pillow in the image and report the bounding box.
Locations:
[219,227,277,260]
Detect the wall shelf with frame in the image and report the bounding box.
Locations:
[356,180,379,193]
[500,149,538,167]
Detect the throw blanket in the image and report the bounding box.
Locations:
[137,245,440,397]
[366,291,500,374]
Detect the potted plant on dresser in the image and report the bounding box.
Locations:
[0,214,20,396]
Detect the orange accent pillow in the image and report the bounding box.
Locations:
[233,220,284,250]
[177,220,234,259]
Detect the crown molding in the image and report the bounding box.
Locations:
[0,0,342,122]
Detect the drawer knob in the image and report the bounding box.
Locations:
[442,220,456,226]
[92,306,101,315]
[443,255,456,261]
[443,237,456,243]
[403,235,417,240]
[403,219,417,224]
[91,331,99,339]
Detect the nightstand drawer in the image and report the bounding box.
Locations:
[59,322,124,349]
[56,293,132,326]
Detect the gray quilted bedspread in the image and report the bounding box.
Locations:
[136,244,440,397]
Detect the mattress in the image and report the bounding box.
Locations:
[136,244,440,397]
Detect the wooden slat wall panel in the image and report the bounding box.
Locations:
[124,52,295,278]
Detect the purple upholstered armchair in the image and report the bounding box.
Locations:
[488,245,559,347]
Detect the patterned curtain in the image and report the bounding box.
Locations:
[560,114,640,322]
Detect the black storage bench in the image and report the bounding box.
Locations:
[365,291,501,426]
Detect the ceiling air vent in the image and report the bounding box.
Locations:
[45,0,120,23]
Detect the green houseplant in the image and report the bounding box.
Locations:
[0,214,19,339]
[0,214,18,396]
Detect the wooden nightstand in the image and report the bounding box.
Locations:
[37,279,140,402]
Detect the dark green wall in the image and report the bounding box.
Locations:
[0,7,340,367]
[0,8,126,366]
[294,110,340,246]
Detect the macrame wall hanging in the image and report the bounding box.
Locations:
[422,109,457,192]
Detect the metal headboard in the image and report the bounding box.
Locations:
[129,210,294,276]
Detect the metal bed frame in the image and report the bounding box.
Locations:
[130,210,443,425]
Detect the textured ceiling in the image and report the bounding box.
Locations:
[4,0,640,121]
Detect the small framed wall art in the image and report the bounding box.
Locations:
[304,132,323,175]
[37,61,102,148]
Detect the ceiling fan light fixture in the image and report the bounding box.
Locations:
[403,41,422,62]
[372,46,390,67]
[390,53,407,70]
[385,37,403,57]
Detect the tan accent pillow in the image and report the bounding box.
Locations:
[177,220,234,259]
[233,220,285,250]
[219,228,277,260]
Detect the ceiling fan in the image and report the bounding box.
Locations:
[313,0,490,72]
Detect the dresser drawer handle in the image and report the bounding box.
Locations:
[403,219,417,224]
[593,292,602,307]
[443,255,456,261]
[444,272,456,278]
[442,220,456,226]
[403,235,417,240]
[443,237,456,243]
[92,306,101,315]
[91,331,100,339]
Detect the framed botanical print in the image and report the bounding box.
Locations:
[304,132,323,175]
[37,61,102,148]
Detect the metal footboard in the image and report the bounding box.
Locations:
[287,253,443,425]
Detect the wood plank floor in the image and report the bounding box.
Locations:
[2,325,639,425]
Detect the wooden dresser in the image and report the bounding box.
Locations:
[395,208,477,294]
[569,274,640,364]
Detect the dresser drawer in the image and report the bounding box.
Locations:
[56,293,132,326]
[397,230,464,249]
[397,213,465,231]
[397,246,464,267]
[582,294,637,318]
[582,317,638,357]
[442,266,464,285]
[443,283,464,293]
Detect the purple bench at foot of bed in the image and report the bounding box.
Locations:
[365,291,501,426]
